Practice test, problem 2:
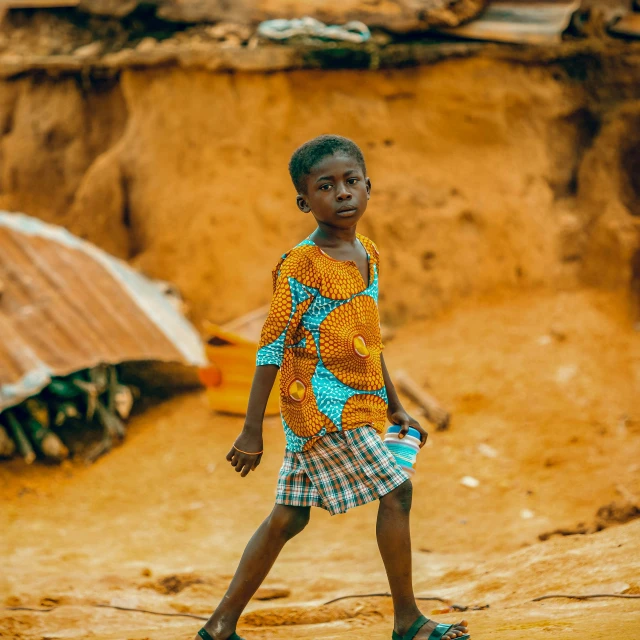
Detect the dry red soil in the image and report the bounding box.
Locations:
[2,289,639,639]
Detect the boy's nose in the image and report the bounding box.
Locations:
[336,184,352,200]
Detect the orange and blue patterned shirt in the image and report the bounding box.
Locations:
[257,233,387,452]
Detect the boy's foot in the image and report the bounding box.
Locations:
[395,616,469,639]
[194,622,240,640]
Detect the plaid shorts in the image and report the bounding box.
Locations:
[275,426,409,516]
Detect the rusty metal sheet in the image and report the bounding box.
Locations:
[0,212,206,411]
[438,1,582,44]
[609,12,640,37]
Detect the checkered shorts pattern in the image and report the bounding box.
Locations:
[275,426,409,515]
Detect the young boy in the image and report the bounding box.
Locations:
[196,136,470,640]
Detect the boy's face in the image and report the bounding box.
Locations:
[297,153,371,229]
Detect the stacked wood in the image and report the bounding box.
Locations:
[3,410,35,464]
[22,398,69,461]
[0,424,16,458]
[0,364,138,465]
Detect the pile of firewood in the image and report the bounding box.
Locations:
[0,364,137,464]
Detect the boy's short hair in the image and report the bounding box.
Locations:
[289,135,366,194]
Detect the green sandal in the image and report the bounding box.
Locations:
[198,629,244,640]
[392,614,470,640]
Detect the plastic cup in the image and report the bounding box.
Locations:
[384,425,422,476]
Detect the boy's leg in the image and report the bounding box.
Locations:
[377,481,468,639]
[196,504,310,640]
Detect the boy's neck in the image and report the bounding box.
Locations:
[311,224,358,247]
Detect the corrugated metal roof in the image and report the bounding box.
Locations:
[0,212,206,412]
[439,1,582,44]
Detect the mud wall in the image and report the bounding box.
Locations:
[1,53,639,326]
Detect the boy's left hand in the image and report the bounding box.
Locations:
[388,407,428,447]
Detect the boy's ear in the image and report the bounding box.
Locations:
[366,177,372,200]
[297,195,312,213]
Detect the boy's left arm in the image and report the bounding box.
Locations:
[380,354,428,447]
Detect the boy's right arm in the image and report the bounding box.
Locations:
[226,363,278,477]
[229,252,314,476]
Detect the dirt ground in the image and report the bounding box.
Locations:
[2,289,640,639]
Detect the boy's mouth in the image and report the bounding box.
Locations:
[336,206,358,216]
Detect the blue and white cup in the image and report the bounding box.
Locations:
[384,425,422,477]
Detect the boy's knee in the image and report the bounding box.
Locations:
[269,506,310,540]
[381,480,413,513]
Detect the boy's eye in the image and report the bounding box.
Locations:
[319,184,332,191]
[347,178,359,184]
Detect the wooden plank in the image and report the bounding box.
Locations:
[393,369,451,431]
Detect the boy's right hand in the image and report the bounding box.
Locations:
[226,428,264,477]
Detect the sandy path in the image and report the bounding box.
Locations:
[1,290,639,639]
